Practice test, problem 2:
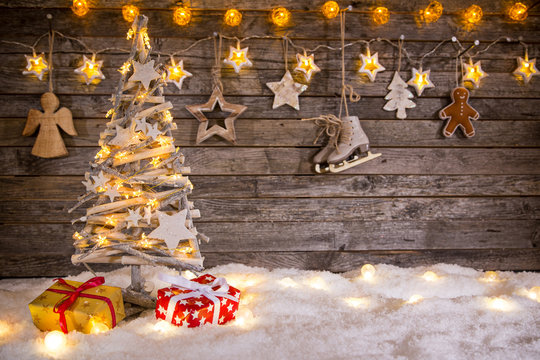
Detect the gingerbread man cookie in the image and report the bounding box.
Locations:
[439,87,479,138]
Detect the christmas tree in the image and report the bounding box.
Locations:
[383,71,416,119]
[69,16,207,304]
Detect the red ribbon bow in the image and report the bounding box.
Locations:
[46,277,117,334]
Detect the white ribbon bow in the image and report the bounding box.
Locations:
[158,273,238,325]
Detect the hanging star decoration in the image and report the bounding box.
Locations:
[266,70,307,110]
[23,54,49,80]
[295,53,320,81]
[74,55,105,85]
[358,50,385,82]
[186,86,247,144]
[407,67,435,96]
[129,59,160,89]
[223,46,252,73]
[148,209,196,251]
[167,59,192,90]
[463,60,488,88]
[513,56,538,84]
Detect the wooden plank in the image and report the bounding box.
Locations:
[2,197,539,223]
[1,95,538,120]
[1,147,539,176]
[2,118,539,148]
[0,220,536,254]
[1,248,539,277]
[2,174,539,199]
[2,67,539,98]
[0,8,538,41]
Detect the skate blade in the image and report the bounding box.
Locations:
[328,151,382,173]
[315,163,331,174]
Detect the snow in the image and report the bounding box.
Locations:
[1,263,539,359]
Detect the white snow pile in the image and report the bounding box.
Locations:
[0,263,539,360]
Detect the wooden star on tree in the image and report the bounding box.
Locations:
[129,60,160,89]
[148,209,196,251]
[185,86,247,144]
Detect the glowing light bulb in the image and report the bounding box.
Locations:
[240,293,257,305]
[44,330,66,352]
[486,297,513,312]
[153,320,175,333]
[528,286,540,301]
[224,9,242,26]
[235,307,253,328]
[122,4,140,22]
[421,1,443,23]
[0,320,10,337]
[183,270,196,279]
[344,297,370,309]
[96,235,108,246]
[90,319,109,334]
[372,7,390,25]
[514,56,538,83]
[407,294,424,304]
[479,271,500,283]
[464,5,483,24]
[72,232,84,240]
[508,2,528,21]
[294,53,320,81]
[307,276,327,290]
[23,54,49,80]
[421,271,439,281]
[139,233,151,248]
[173,6,192,26]
[279,277,297,288]
[271,7,291,26]
[361,264,376,281]
[322,1,340,19]
[74,55,105,85]
[71,0,89,17]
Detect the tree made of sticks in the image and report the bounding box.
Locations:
[69,16,207,307]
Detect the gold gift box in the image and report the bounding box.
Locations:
[28,279,125,334]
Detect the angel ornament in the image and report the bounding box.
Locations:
[23,92,77,158]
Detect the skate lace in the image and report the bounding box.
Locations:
[301,114,343,149]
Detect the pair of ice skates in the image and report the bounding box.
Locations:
[312,115,381,173]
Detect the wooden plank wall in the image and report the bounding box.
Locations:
[0,0,539,277]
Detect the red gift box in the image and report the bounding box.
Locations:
[155,273,240,327]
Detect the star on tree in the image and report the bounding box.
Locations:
[148,209,196,250]
[126,208,142,228]
[129,59,160,89]
[266,70,307,110]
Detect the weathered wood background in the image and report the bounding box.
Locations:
[0,0,539,277]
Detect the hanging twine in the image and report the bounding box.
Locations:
[282,37,288,72]
[47,14,54,93]
[338,10,360,119]
[301,114,343,148]
[212,34,224,92]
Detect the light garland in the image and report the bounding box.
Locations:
[224,9,242,26]
[321,1,340,19]
[294,53,320,81]
[271,7,291,26]
[122,5,140,23]
[421,1,443,24]
[23,54,48,80]
[173,6,192,26]
[463,4,483,25]
[223,45,252,73]
[372,7,390,25]
[513,53,538,84]
[166,58,192,90]
[463,59,488,88]
[407,67,434,96]
[508,2,528,21]
[71,0,89,17]
[74,55,105,85]
[358,48,385,82]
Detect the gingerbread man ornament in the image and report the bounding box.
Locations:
[439,87,479,138]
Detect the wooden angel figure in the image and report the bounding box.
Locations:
[23,92,77,158]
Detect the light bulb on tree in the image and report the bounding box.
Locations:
[508,2,528,21]
[173,6,192,26]
[122,4,140,22]
[72,0,89,17]
[44,330,67,352]
[372,7,390,25]
[463,5,483,24]
[322,1,340,19]
[271,7,291,26]
[224,9,242,26]
[421,1,443,23]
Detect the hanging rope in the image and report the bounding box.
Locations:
[47,15,54,93]
[212,34,224,92]
[338,9,360,119]
[301,114,342,148]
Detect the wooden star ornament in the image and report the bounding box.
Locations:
[358,50,385,82]
[22,92,77,158]
[295,53,320,81]
[167,59,192,90]
[74,55,105,85]
[463,60,487,88]
[148,209,196,251]
[223,46,252,73]
[513,56,538,84]
[129,59,160,89]
[186,86,247,144]
[407,67,435,96]
[266,70,307,110]
[23,54,49,80]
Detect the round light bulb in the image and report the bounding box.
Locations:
[482,271,500,282]
[422,271,439,281]
[322,1,340,19]
[421,1,443,23]
[235,307,253,327]
[464,5,483,24]
[508,2,528,21]
[271,7,291,26]
[173,6,192,26]
[407,294,424,304]
[528,286,540,301]
[71,0,89,17]
[122,5,140,22]
[372,7,390,25]
[90,321,109,334]
[224,9,242,26]
[487,297,512,311]
[44,330,67,352]
[361,264,376,280]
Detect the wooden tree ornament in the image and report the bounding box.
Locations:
[69,16,208,308]
[23,92,77,158]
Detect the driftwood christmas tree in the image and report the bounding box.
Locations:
[69,16,207,307]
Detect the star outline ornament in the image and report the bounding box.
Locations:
[148,209,196,251]
[223,46,252,73]
[167,59,192,90]
[294,53,320,81]
[74,55,105,85]
[513,56,538,84]
[463,60,488,88]
[129,59,160,89]
[23,54,49,80]
[185,86,247,144]
[358,51,385,82]
[407,67,435,96]
[266,70,307,110]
